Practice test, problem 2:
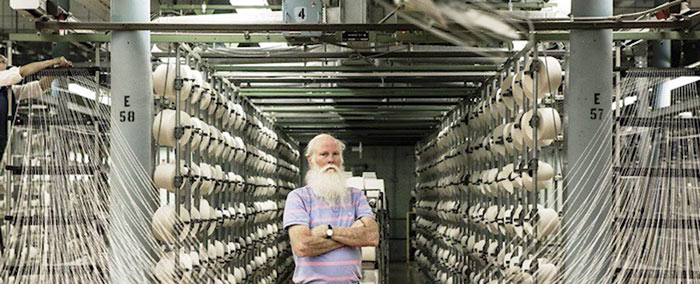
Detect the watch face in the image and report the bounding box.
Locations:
[326,229,333,237]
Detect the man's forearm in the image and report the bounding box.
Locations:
[302,236,345,257]
[19,59,57,78]
[331,225,379,247]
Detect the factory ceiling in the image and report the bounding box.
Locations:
[0,0,686,146]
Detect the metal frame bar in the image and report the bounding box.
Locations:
[251,101,459,106]
[159,4,283,11]
[241,93,471,99]
[269,113,442,119]
[279,121,437,127]
[35,19,689,32]
[11,31,700,44]
[9,33,290,43]
[258,106,451,112]
[217,71,496,77]
[240,87,474,93]
[285,127,429,132]
[274,118,440,123]
[212,65,499,72]
[157,50,563,59]
[225,77,488,83]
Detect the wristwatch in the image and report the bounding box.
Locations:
[325,224,333,239]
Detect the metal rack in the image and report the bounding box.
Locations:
[153,43,301,283]
[362,188,390,284]
[411,42,567,283]
[0,43,303,282]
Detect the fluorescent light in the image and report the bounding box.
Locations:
[678,112,693,118]
[512,40,528,51]
[654,76,700,109]
[543,0,571,17]
[69,83,111,105]
[69,83,96,100]
[258,42,289,48]
[612,96,637,111]
[665,76,700,90]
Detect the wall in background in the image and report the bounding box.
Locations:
[343,146,415,262]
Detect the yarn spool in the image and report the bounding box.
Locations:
[189,117,203,150]
[526,207,560,240]
[521,56,563,101]
[511,113,526,152]
[502,123,516,154]
[500,74,516,111]
[198,121,211,153]
[512,71,526,108]
[190,70,203,104]
[486,168,499,196]
[153,162,188,193]
[521,161,555,192]
[483,205,499,234]
[199,163,215,196]
[490,124,506,158]
[153,63,193,102]
[536,260,558,283]
[199,81,212,110]
[152,109,192,148]
[520,108,562,148]
[497,163,515,194]
[152,205,191,243]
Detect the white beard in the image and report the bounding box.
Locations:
[305,164,348,204]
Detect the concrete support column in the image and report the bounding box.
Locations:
[109,0,154,282]
[565,0,613,282]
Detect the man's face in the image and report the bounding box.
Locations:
[309,137,343,172]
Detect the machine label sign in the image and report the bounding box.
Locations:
[342,31,370,41]
[294,7,306,21]
[120,96,135,122]
[589,92,603,120]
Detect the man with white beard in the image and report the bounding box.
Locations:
[283,134,379,284]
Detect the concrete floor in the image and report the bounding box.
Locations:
[387,262,426,283]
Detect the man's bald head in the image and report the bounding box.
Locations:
[305,134,346,167]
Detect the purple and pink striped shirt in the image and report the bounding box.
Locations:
[283,186,375,284]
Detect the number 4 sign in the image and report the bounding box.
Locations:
[294,7,306,22]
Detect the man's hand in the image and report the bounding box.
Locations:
[311,224,328,237]
[52,57,72,68]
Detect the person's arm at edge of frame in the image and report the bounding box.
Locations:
[13,57,72,99]
[19,57,72,78]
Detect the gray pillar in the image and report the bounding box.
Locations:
[109,0,154,282]
[565,0,613,282]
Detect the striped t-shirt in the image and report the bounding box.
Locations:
[283,186,375,284]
